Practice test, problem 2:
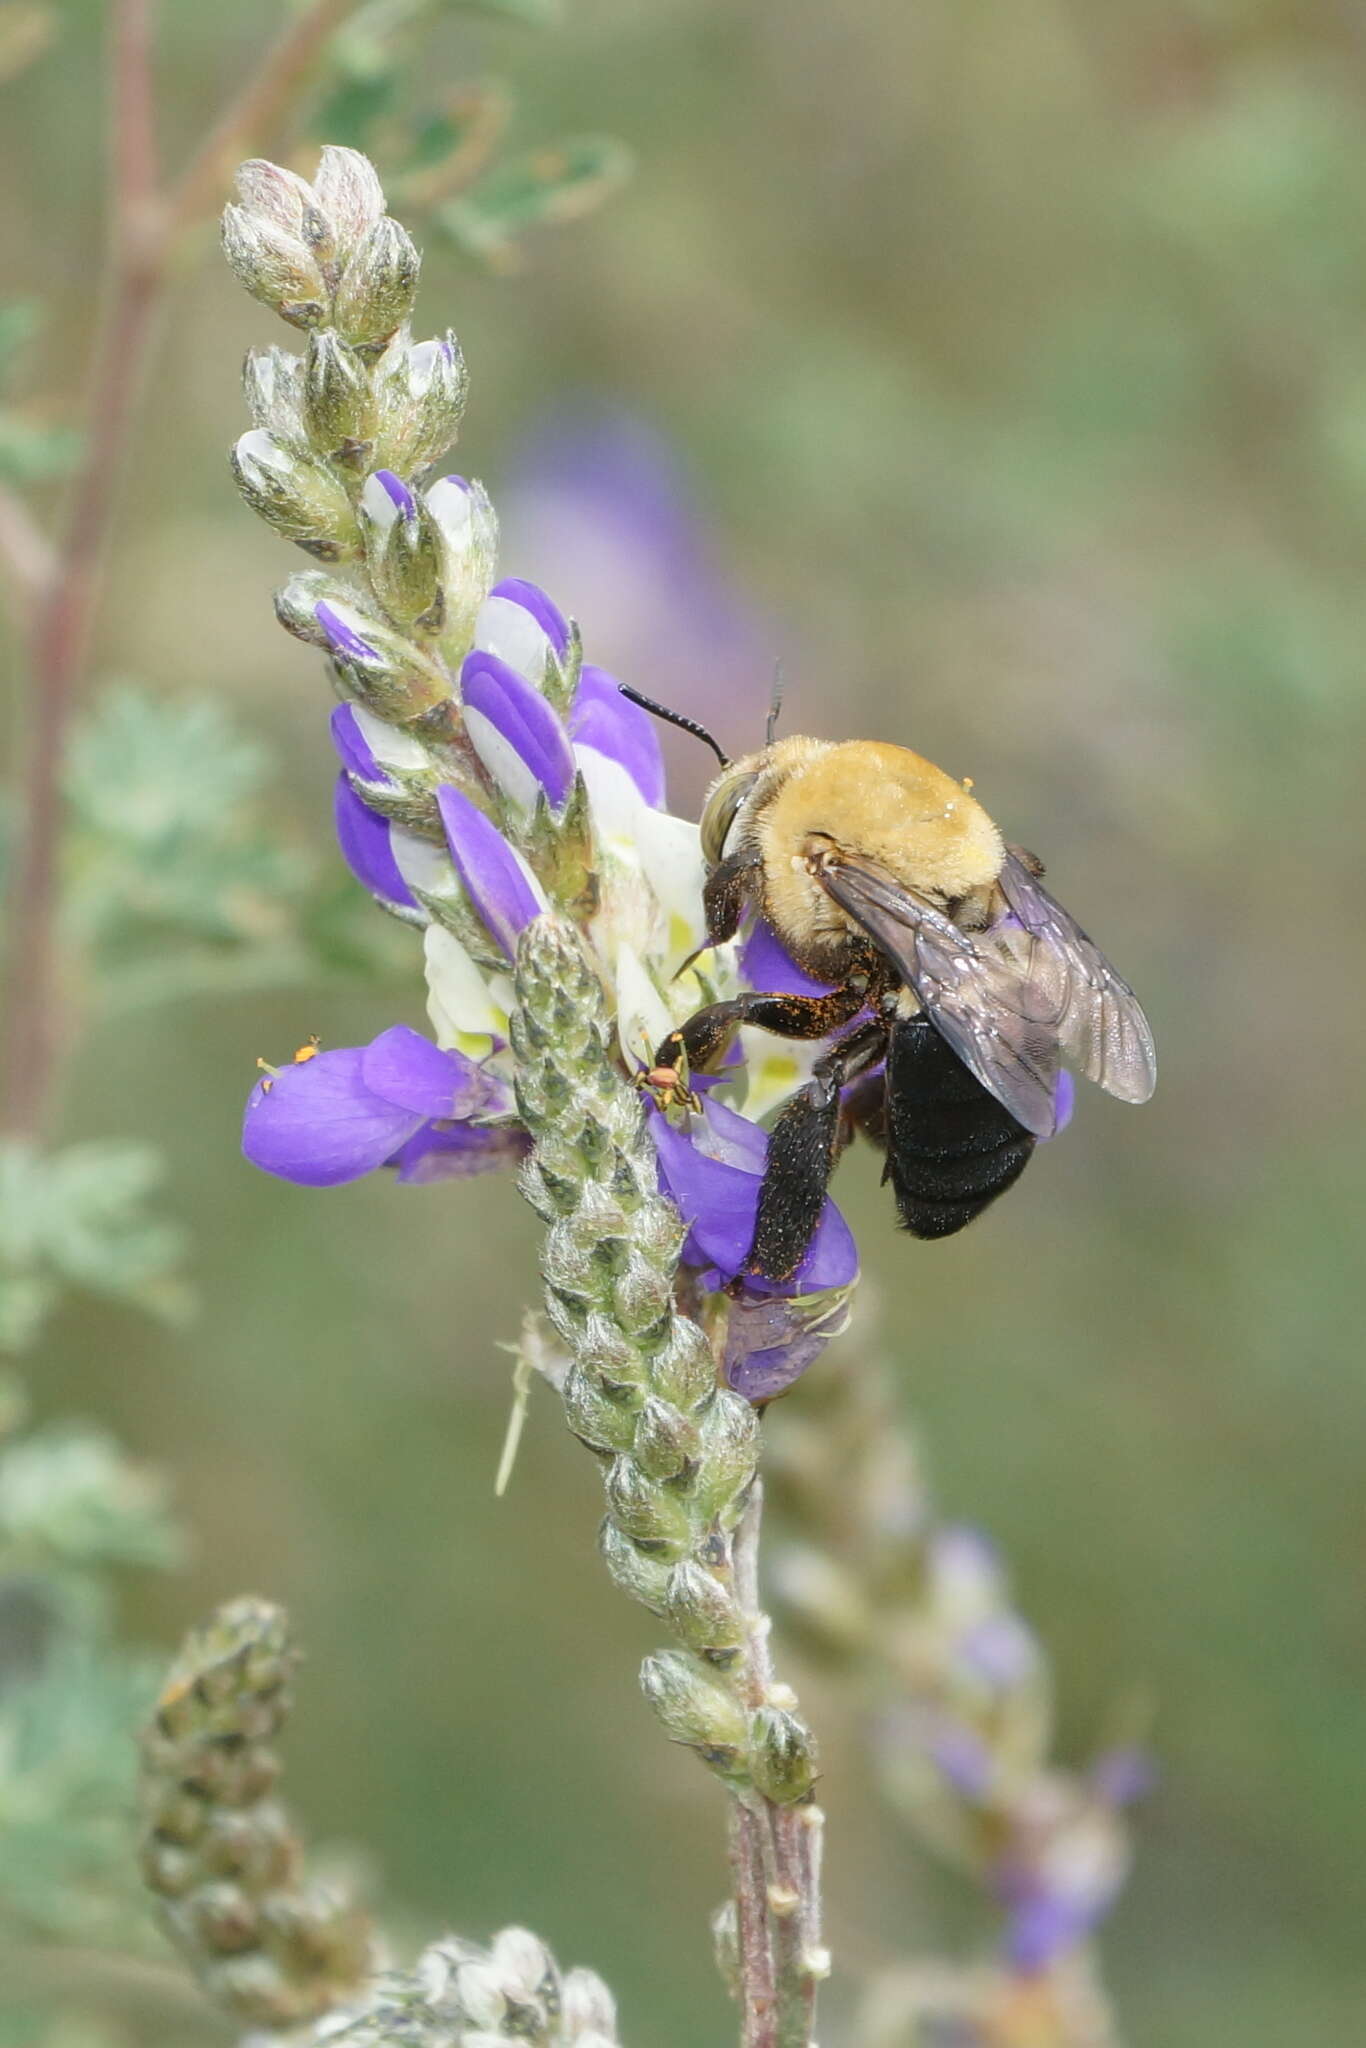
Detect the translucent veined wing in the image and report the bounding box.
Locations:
[814,851,1063,1136]
[996,850,1156,1105]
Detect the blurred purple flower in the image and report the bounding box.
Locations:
[498,407,772,787]
[243,1025,517,1187]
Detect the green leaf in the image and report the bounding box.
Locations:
[437,133,633,266]
[0,1425,179,1573]
[0,416,79,486]
[65,685,305,960]
[0,1633,160,1940]
[0,1140,193,1354]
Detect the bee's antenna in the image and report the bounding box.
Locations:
[617,684,729,766]
[766,659,785,746]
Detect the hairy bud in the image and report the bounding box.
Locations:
[749,1705,819,1804]
[303,331,375,463]
[229,429,358,558]
[640,1648,748,1772]
[334,218,421,351]
[221,205,327,328]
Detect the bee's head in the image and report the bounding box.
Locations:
[699,761,762,866]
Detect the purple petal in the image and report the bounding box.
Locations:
[1005,1890,1108,1976]
[435,785,543,962]
[722,1289,852,1400]
[741,919,835,998]
[460,650,575,807]
[569,666,665,807]
[1092,1746,1157,1808]
[389,1121,529,1184]
[928,1721,995,1800]
[242,1048,426,1187]
[490,577,569,657]
[957,1614,1039,1691]
[330,703,389,784]
[373,468,416,519]
[649,1095,858,1293]
[360,1024,504,1120]
[1047,1068,1076,1138]
[334,776,417,908]
[316,601,379,663]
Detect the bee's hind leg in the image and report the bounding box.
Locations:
[747,1017,887,1281]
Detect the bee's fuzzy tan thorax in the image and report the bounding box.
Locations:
[747,739,1004,963]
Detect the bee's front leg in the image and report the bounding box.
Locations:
[654,987,867,1077]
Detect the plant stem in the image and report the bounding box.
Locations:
[165,0,353,234]
[0,483,55,617]
[0,0,351,1141]
[730,1482,825,2048]
[0,0,161,1141]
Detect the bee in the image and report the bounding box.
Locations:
[620,687,1156,1282]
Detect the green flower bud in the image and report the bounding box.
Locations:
[243,347,305,443]
[313,594,454,723]
[230,430,359,559]
[649,1317,718,1412]
[375,331,469,474]
[273,570,369,648]
[312,144,386,256]
[605,1453,693,1549]
[221,205,327,328]
[631,1394,701,1481]
[303,331,375,463]
[334,217,421,351]
[664,1557,745,1660]
[692,1389,761,1525]
[599,1517,672,1613]
[565,1364,639,1454]
[358,469,444,628]
[749,1705,819,1804]
[640,1648,748,1770]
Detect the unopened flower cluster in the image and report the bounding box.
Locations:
[225,147,857,1397]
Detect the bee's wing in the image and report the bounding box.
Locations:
[997,851,1156,1105]
[815,852,1063,1137]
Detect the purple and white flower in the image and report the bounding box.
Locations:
[243,1024,521,1187]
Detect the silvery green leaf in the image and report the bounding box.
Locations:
[436,135,632,267]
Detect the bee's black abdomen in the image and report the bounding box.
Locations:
[884,1016,1035,1239]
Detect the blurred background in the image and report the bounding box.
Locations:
[3,1,1366,2042]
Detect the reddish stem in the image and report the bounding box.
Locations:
[1,0,162,1140]
[0,0,349,1140]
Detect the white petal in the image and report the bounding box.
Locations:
[633,805,709,960]
[423,924,508,1048]
[391,830,456,897]
[352,704,429,773]
[464,704,541,816]
[615,943,676,1067]
[473,592,550,682]
[574,744,646,848]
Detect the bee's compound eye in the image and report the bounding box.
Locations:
[700,770,758,866]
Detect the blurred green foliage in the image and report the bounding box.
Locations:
[2,3,1366,2046]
